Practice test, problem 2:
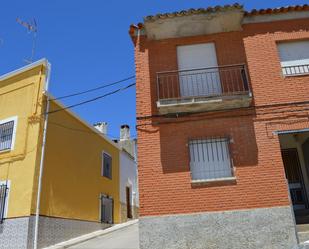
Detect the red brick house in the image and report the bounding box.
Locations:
[130,4,309,249]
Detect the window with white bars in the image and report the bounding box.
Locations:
[189,137,233,181]
[277,40,309,76]
[0,117,17,152]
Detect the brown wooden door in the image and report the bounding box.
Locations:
[126,187,132,219]
[281,148,308,209]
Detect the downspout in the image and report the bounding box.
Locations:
[33,61,51,249]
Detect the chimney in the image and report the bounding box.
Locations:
[93,122,108,135]
[120,124,130,141]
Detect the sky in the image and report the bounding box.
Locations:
[0,0,308,139]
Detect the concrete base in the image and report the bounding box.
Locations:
[0,217,32,249]
[35,216,111,248]
[139,206,298,249]
[120,203,139,223]
[0,216,110,249]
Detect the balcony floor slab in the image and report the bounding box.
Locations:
[157,94,252,114]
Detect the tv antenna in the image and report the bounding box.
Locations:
[16,17,38,64]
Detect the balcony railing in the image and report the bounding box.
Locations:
[157,64,251,103]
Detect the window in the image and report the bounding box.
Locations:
[102,152,112,179]
[100,195,113,224]
[0,181,10,223]
[278,40,309,76]
[0,117,17,152]
[189,137,233,181]
[177,43,221,97]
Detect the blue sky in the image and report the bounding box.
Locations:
[0,0,307,139]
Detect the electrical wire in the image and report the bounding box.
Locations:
[48,121,119,139]
[46,83,135,115]
[50,75,135,101]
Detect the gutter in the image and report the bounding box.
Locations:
[33,60,51,249]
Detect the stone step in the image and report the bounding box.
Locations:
[298,231,309,244]
[298,243,309,249]
[298,224,309,233]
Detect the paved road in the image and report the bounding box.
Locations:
[68,223,139,249]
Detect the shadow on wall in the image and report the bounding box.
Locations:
[158,114,258,176]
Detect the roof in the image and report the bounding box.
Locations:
[0,58,49,82]
[129,3,309,34]
[245,4,309,16]
[144,3,243,22]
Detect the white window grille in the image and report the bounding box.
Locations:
[189,137,233,181]
[278,40,309,76]
[0,117,17,152]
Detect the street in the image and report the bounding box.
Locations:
[68,223,139,249]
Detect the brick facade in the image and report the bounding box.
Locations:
[135,17,309,218]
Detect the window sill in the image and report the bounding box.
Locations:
[191,176,236,186]
[0,149,12,154]
[283,72,309,77]
[102,176,112,180]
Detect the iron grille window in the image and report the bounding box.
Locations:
[189,137,233,181]
[102,152,112,179]
[0,184,8,223]
[100,195,113,224]
[0,120,15,152]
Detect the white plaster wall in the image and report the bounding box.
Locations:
[120,151,139,207]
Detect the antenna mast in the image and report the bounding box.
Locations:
[16,17,38,64]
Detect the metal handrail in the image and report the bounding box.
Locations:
[157,63,247,75]
[156,64,251,101]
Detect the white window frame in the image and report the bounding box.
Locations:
[101,151,112,179]
[0,180,10,219]
[188,137,235,182]
[277,40,309,77]
[0,116,18,153]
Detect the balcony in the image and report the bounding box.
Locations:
[156,64,252,114]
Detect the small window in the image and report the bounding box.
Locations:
[278,40,309,76]
[189,137,233,181]
[0,117,17,152]
[102,152,112,179]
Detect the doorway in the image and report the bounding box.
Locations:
[281,148,307,210]
[279,132,309,224]
[126,187,132,219]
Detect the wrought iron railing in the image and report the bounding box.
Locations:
[282,64,309,76]
[157,64,251,102]
[0,184,8,223]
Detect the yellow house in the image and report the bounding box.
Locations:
[0,59,122,249]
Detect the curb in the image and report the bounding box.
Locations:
[43,219,139,249]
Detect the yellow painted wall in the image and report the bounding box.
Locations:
[40,100,121,223]
[0,65,46,218]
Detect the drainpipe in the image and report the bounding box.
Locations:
[33,61,51,249]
